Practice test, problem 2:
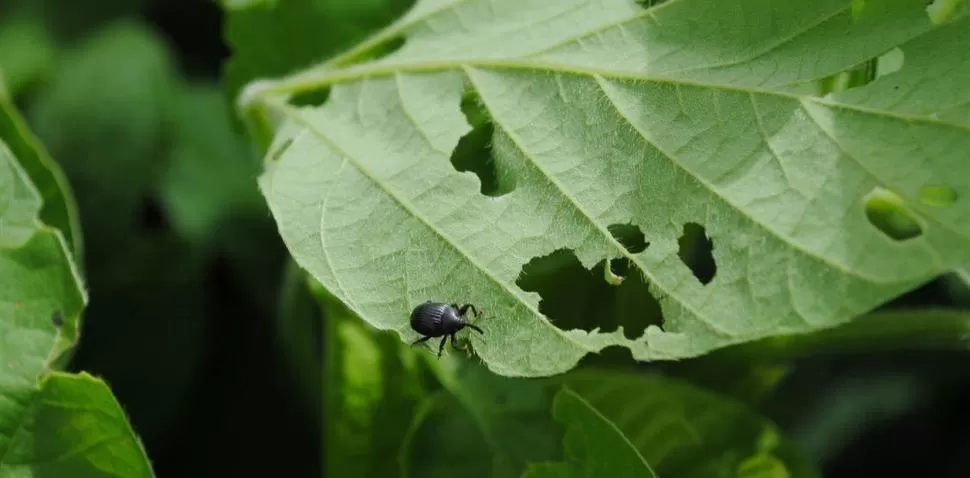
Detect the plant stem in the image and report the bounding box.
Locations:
[715,309,970,360]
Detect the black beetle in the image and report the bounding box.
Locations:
[410,301,484,358]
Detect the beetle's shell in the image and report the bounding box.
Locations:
[410,302,461,336]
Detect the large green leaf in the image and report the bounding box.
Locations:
[256,0,970,376]
[0,139,153,476]
[522,387,657,478]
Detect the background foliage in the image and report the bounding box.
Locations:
[1,0,970,476]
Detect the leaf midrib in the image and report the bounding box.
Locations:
[303,0,857,96]
[268,57,970,133]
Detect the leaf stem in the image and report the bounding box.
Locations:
[715,309,970,360]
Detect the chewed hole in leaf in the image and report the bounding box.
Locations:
[634,0,671,8]
[365,35,406,61]
[605,223,649,284]
[608,223,649,254]
[677,222,716,285]
[450,86,514,197]
[516,249,662,340]
[864,187,924,241]
[919,185,957,207]
[577,345,636,369]
[288,87,331,107]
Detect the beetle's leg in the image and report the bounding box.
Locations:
[411,336,432,346]
[456,303,481,317]
[451,333,461,350]
[437,336,448,358]
[467,324,484,335]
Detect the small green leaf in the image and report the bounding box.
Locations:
[0,85,83,264]
[522,387,657,478]
[0,372,154,477]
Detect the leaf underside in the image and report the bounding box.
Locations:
[258,0,970,376]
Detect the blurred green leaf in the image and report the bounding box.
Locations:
[0,85,83,265]
[711,310,970,360]
[1,139,153,477]
[562,371,820,478]
[161,83,263,243]
[39,0,144,41]
[28,20,176,258]
[402,363,562,478]
[0,372,154,477]
[0,12,55,96]
[24,20,209,454]
[522,387,657,478]
[402,365,815,478]
[786,373,925,464]
[311,278,433,478]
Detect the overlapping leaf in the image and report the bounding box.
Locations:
[562,371,819,477]
[257,0,970,376]
[0,86,82,263]
[0,138,153,476]
[523,387,657,478]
